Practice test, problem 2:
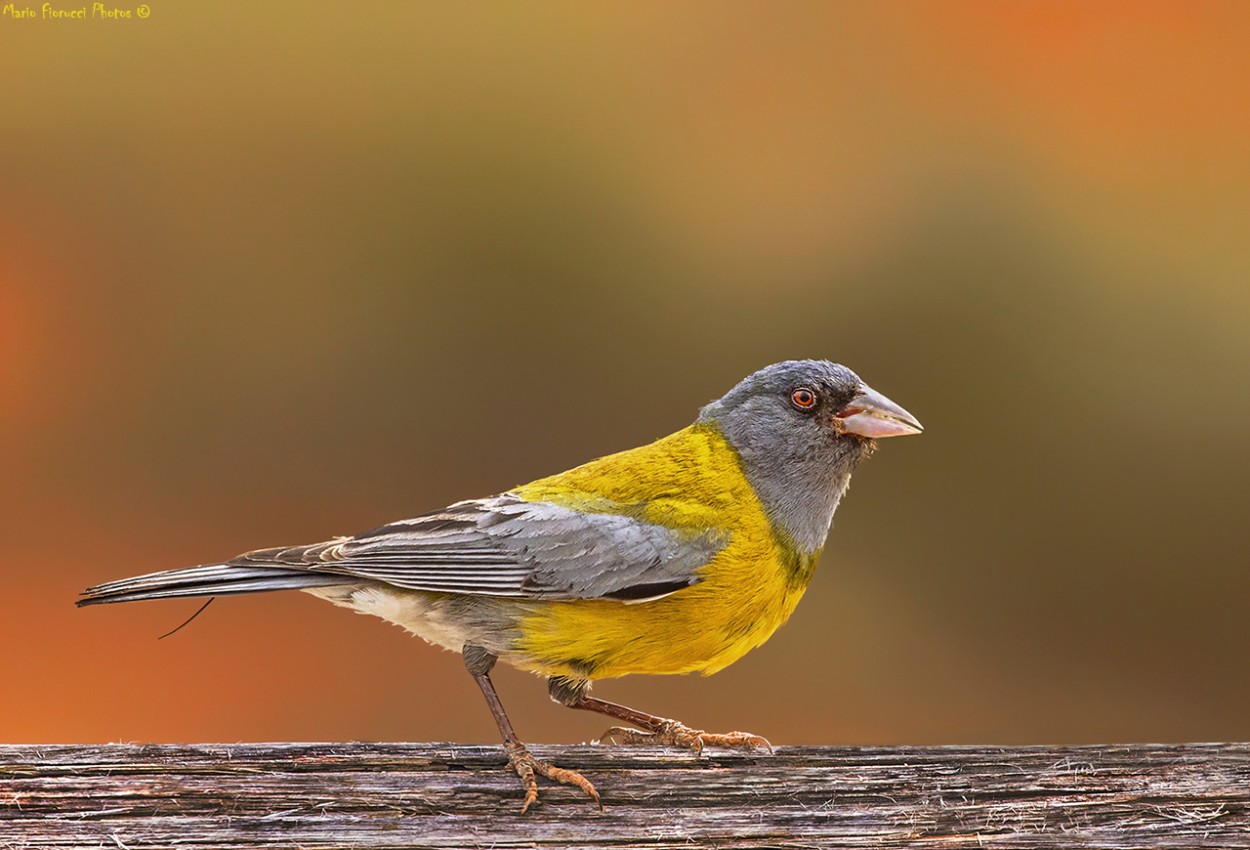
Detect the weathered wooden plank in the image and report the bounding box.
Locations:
[1,743,1247,848]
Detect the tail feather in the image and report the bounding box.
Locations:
[77,563,347,607]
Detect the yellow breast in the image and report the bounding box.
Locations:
[509,424,819,680]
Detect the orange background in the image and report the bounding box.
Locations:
[4,2,1249,747]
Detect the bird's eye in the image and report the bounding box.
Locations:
[790,387,817,410]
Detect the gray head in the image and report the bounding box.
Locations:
[698,360,921,555]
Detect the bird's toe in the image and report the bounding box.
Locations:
[505,741,601,813]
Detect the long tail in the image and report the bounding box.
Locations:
[77,563,347,607]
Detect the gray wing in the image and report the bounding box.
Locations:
[230,494,728,601]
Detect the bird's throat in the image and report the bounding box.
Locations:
[730,437,864,557]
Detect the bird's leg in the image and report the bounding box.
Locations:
[463,646,601,813]
[547,676,772,755]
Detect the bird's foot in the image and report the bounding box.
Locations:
[504,740,602,814]
[598,719,773,755]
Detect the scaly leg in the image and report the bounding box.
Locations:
[548,676,772,755]
[463,646,601,813]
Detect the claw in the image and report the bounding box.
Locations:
[504,741,602,813]
[597,720,773,755]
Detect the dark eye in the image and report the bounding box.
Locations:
[790,387,817,410]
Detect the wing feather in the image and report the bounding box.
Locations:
[229,494,726,600]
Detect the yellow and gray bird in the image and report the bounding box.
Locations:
[78,360,922,811]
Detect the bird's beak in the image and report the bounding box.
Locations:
[833,385,923,439]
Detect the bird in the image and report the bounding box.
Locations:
[78,360,922,812]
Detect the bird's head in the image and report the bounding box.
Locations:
[699,360,921,554]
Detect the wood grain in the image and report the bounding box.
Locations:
[1,743,1247,848]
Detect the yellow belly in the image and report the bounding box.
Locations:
[508,424,819,679]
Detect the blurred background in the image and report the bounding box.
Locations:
[3,2,1249,747]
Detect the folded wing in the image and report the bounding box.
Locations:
[78,494,727,606]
